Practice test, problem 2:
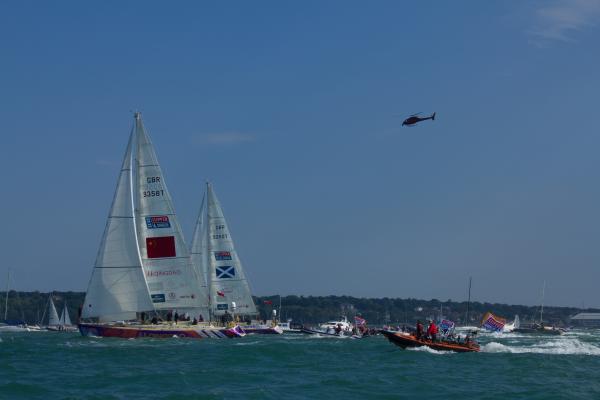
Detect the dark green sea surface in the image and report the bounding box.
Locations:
[1,330,600,399]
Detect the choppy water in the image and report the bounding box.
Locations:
[1,329,600,399]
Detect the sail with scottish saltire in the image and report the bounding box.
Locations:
[79,113,244,339]
[203,182,257,317]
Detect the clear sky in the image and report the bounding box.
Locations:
[1,1,599,308]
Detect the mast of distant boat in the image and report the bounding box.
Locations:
[3,269,10,321]
[464,276,472,326]
[540,280,546,324]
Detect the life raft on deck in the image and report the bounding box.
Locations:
[380,330,480,353]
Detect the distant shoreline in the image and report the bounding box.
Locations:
[2,292,594,326]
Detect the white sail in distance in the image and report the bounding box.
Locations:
[60,303,72,326]
[205,182,257,316]
[48,297,60,326]
[133,114,205,312]
[82,126,154,322]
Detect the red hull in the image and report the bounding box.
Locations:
[79,323,244,339]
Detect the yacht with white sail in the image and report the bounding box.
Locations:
[46,296,77,332]
[78,113,243,339]
[190,182,282,334]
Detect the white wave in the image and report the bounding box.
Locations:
[407,346,452,355]
[482,338,600,355]
[234,340,261,346]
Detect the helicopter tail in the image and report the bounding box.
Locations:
[431,112,436,121]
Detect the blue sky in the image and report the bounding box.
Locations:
[1,1,599,307]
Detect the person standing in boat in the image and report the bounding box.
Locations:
[427,320,438,342]
[416,320,424,340]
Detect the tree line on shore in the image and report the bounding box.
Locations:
[2,291,592,327]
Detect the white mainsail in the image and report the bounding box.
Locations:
[189,193,210,320]
[59,303,72,326]
[82,127,154,322]
[48,297,60,326]
[203,182,257,316]
[133,114,205,312]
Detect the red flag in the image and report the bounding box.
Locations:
[146,236,176,258]
[217,290,225,297]
[263,300,273,305]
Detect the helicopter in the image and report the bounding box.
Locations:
[402,112,436,126]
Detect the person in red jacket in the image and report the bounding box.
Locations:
[427,320,438,342]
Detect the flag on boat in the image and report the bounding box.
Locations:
[217,290,225,297]
[481,312,506,332]
[354,316,366,326]
[439,319,455,335]
[263,300,273,305]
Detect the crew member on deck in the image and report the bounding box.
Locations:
[416,320,424,340]
[427,320,438,342]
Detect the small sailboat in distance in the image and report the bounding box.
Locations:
[45,295,61,330]
[513,281,565,335]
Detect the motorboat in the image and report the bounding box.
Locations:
[381,330,480,353]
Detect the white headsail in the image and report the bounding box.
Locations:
[133,114,205,312]
[205,182,257,316]
[48,297,60,326]
[82,127,154,322]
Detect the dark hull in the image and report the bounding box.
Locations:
[78,323,244,339]
[513,327,564,335]
[381,330,479,353]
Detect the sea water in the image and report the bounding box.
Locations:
[1,329,600,399]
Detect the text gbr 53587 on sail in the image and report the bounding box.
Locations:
[78,113,244,339]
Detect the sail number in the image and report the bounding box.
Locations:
[213,234,228,239]
[144,190,164,197]
[144,176,163,197]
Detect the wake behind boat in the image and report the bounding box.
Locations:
[381,330,480,353]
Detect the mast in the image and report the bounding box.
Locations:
[464,276,472,326]
[540,280,546,324]
[4,269,10,321]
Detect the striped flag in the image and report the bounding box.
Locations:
[354,316,366,326]
[481,312,506,332]
[440,319,455,335]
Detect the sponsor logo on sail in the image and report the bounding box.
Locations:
[216,266,235,279]
[145,269,182,278]
[216,303,228,310]
[214,251,232,261]
[151,294,166,303]
[145,216,171,229]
